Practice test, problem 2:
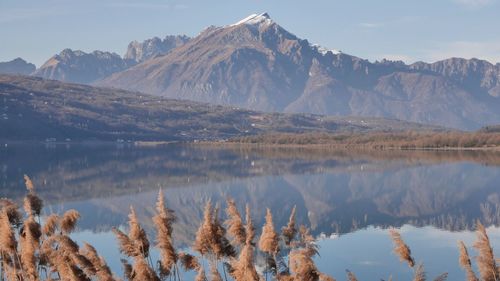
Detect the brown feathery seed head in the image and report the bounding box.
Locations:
[0,198,22,227]
[56,235,80,253]
[211,204,236,258]
[23,193,43,217]
[22,215,42,244]
[282,205,297,246]
[71,253,97,277]
[232,242,259,281]
[19,216,42,279]
[0,210,18,255]
[132,256,160,281]
[289,249,320,281]
[413,264,426,281]
[178,252,200,271]
[389,229,415,268]
[458,240,479,281]
[225,198,246,246]
[121,259,133,281]
[258,208,279,255]
[81,243,114,281]
[245,204,255,245]
[346,270,358,281]
[43,214,60,237]
[193,201,215,256]
[127,206,150,258]
[458,241,472,268]
[112,227,141,257]
[153,213,177,276]
[319,273,336,281]
[24,174,35,193]
[155,189,176,234]
[473,221,498,281]
[61,209,81,234]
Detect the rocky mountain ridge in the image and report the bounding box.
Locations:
[124,35,190,63]
[19,35,191,84]
[97,13,500,130]
[32,49,135,84]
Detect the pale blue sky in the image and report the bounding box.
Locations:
[1,0,500,66]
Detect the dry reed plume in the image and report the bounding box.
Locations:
[458,241,479,281]
[281,206,297,247]
[228,205,260,281]
[389,229,415,267]
[389,229,450,281]
[346,270,358,281]
[2,175,500,281]
[225,199,246,247]
[152,190,177,278]
[258,209,279,256]
[473,221,499,281]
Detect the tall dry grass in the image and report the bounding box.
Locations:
[1,176,499,281]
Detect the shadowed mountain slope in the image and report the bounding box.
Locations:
[0,75,438,141]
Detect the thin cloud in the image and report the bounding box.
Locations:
[357,260,382,266]
[359,22,384,28]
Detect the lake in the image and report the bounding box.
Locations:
[1,143,500,280]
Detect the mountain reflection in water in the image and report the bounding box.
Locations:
[2,143,500,279]
[1,143,499,238]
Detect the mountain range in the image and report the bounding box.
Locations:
[2,13,500,130]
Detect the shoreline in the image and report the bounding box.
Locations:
[195,141,500,151]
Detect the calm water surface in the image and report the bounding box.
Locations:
[1,143,500,280]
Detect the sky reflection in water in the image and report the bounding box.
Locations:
[1,143,500,279]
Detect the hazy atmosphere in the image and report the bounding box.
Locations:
[2,1,500,281]
[2,0,500,65]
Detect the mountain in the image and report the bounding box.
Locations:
[0,58,36,75]
[0,75,439,141]
[97,13,500,130]
[124,35,190,63]
[32,35,190,84]
[32,49,135,84]
[3,145,500,241]
[410,58,500,98]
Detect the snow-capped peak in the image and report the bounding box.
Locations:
[230,13,273,27]
[311,44,342,56]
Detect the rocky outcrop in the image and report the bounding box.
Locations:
[124,35,190,63]
[33,49,135,84]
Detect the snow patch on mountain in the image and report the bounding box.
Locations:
[230,13,273,27]
[311,44,342,56]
